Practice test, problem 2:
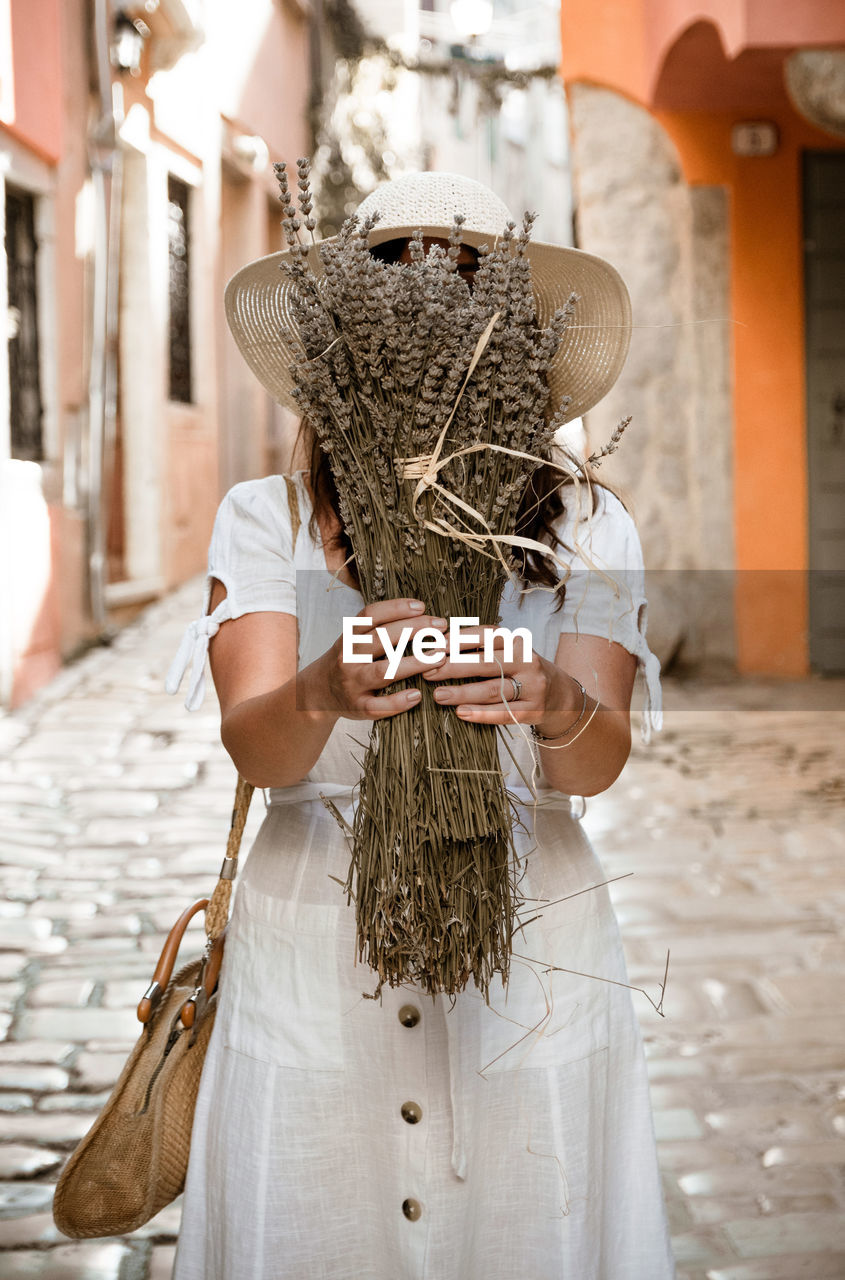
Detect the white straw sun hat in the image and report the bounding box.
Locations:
[224,171,632,424]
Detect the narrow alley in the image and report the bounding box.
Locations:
[0,582,843,1278]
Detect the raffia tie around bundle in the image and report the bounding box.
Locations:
[394,455,435,482]
[392,312,627,603]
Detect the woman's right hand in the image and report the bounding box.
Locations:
[207,591,445,788]
[319,598,447,721]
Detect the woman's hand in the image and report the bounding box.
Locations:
[421,625,580,730]
[207,585,445,787]
[423,624,637,796]
[317,598,448,721]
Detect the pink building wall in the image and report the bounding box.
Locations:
[2,0,63,160]
[1,0,311,706]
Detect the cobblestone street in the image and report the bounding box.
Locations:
[0,581,843,1280]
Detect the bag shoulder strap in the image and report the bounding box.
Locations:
[205,473,303,940]
[205,776,252,939]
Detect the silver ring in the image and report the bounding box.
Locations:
[509,677,522,703]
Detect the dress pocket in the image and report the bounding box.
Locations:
[218,881,345,1071]
[478,883,613,1075]
[478,921,609,1070]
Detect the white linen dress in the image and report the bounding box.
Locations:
[165,471,675,1280]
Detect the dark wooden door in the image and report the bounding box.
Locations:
[5,186,44,461]
[804,151,845,673]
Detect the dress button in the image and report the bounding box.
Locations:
[398,1004,421,1028]
[402,1198,422,1221]
[400,1100,422,1125]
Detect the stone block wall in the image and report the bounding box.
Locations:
[567,84,735,671]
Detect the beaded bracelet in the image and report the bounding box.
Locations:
[531,676,588,742]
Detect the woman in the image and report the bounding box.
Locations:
[167,172,675,1279]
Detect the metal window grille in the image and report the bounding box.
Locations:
[5,186,44,460]
[167,175,192,404]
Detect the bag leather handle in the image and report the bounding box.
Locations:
[178,925,228,1030]
[137,900,208,1023]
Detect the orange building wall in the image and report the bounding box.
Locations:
[655,108,831,575]
[561,0,845,676]
[561,1,650,102]
[562,0,845,103]
[657,108,839,675]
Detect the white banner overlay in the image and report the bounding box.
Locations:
[342,616,533,680]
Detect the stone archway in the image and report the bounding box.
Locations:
[785,49,845,139]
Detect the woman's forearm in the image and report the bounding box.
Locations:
[220,654,341,789]
[535,702,631,796]
[533,669,632,797]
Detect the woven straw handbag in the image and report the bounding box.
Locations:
[52,775,254,1238]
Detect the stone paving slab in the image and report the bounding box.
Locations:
[581,672,845,1279]
[0,576,843,1277]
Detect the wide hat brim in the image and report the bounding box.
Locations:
[224,224,632,425]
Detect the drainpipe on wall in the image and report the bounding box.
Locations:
[87,0,124,632]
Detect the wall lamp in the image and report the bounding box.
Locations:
[110,9,151,76]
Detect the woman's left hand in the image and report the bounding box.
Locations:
[421,625,579,728]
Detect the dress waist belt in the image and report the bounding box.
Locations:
[264,782,357,807]
[264,781,583,817]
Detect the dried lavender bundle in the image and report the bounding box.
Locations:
[276,161,575,1000]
